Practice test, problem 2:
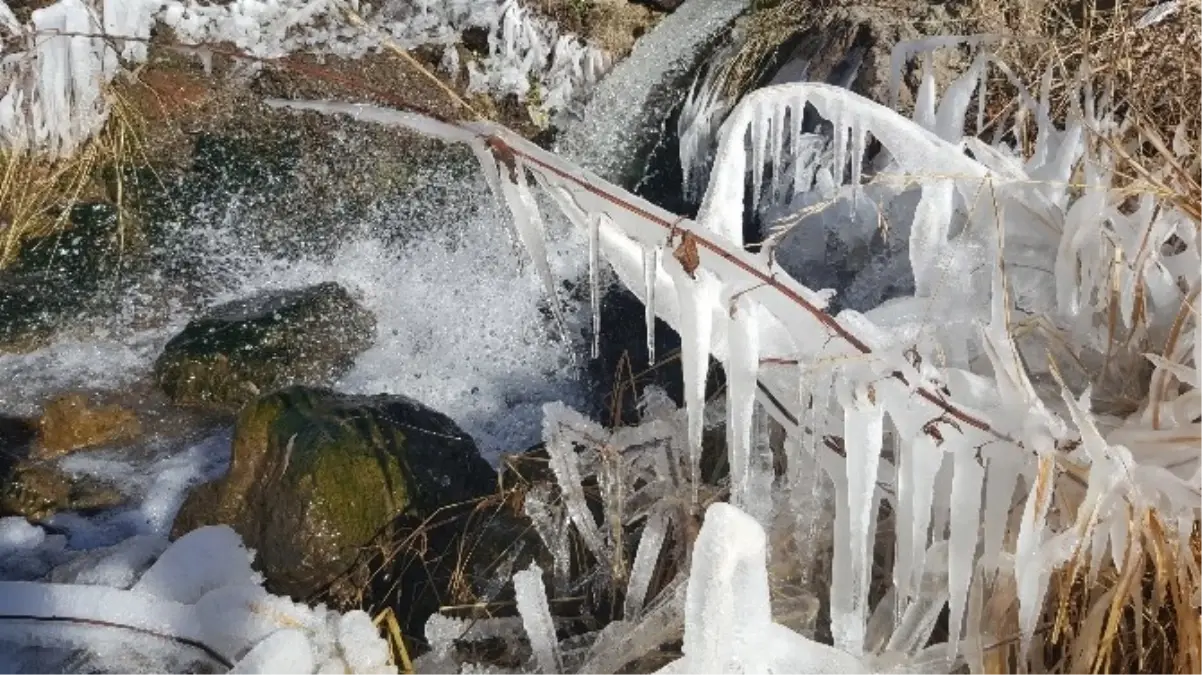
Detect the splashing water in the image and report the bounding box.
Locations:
[0,146,591,460]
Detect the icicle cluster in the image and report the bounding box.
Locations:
[0,0,608,156]
[279,34,1199,673]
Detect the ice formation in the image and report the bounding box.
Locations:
[0,525,394,673]
[0,0,609,156]
[17,16,1196,672]
[664,502,869,674]
[321,33,1200,671]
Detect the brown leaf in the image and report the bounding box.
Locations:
[673,230,700,279]
[485,136,520,182]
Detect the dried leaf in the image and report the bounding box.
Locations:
[486,135,520,182]
[673,230,701,279]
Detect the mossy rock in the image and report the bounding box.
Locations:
[154,282,376,410]
[0,460,127,522]
[35,392,142,459]
[172,385,498,603]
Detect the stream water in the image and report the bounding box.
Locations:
[0,0,753,562]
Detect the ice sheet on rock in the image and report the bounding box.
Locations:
[0,581,219,659]
[557,0,749,181]
[230,629,315,674]
[131,526,259,604]
[514,563,561,674]
[48,535,168,589]
[0,517,46,554]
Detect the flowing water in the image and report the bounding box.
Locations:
[0,0,753,556]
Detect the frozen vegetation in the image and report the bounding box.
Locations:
[0,0,610,156]
[318,33,1198,673]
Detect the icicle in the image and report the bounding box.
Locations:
[665,260,719,505]
[947,450,985,658]
[499,156,567,337]
[624,510,668,620]
[727,290,761,509]
[934,52,987,142]
[907,435,942,595]
[832,108,849,185]
[836,382,885,656]
[1015,455,1055,655]
[542,405,609,560]
[788,96,805,197]
[893,437,916,607]
[589,213,602,359]
[824,448,857,655]
[849,123,867,188]
[642,245,659,366]
[981,456,1020,578]
[514,563,562,674]
[914,54,937,131]
[909,179,955,297]
[930,451,954,542]
[768,104,786,206]
[750,101,769,215]
[976,64,987,136]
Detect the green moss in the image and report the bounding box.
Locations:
[307,440,410,553]
[172,386,495,602]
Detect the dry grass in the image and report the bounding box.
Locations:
[973,0,1200,190]
[955,7,1200,670]
[0,88,148,269]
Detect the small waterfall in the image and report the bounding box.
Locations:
[556,0,749,183]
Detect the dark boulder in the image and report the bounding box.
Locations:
[172,386,497,604]
[154,282,375,410]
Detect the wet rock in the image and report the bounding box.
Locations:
[0,203,125,353]
[35,392,142,459]
[172,385,497,603]
[0,415,36,455]
[154,282,376,410]
[631,0,683,11]
[0,461,127,522]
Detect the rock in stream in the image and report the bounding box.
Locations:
[154,282,376,410]
[172,385,498,603]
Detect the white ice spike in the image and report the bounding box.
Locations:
[499,156,568,338]
[726,290,761,509]
[665,259,719,504]
[947,449,985,657]
[589,212,602,359]
[514,563,562,674]
[838,383,885,656]
[643,245,660,366]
